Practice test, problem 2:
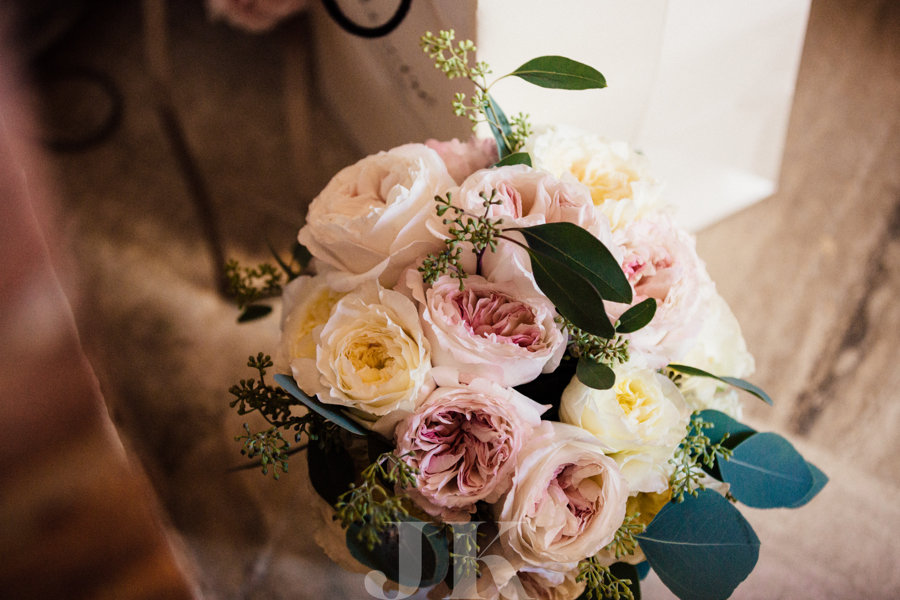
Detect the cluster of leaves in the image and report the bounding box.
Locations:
[669,412,734,503]
[604,513,647,560]
[234,424,291,479]
[335,452,420,551]
[578,557,636,600]
[448,521,481,582]
[224,260,282,310]
[419,190,505,287]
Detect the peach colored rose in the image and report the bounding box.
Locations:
[425,137,498,184]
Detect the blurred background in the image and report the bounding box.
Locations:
[1,0,899,598]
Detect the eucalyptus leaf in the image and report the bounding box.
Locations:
[307,440,355,506]
[346,516,449,588]
[512,222,633,304]
[667,364,773,406]
[789,461,829,508]
[636,561,650,581]
[274,373,369,436]
[576,359,615,390]
[719,432,814,509]
[696,409,757,447]
[637,490,759,600]
[524,246,615,338]
[616,298,657,333]
[238,304,272,323]
[510,56,607,90]
[484,94,513,158]
[493,152,532,168]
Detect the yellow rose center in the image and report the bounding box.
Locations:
[615,378,655,421]
[344,337,396,386]
[288,286,346,361]
[570,158,639,205]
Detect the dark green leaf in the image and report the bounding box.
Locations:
[524,247,615,338]
[789,461,829,508]
[307,440,355,506]
[513,223,633,304]
[637,490,760,600]
[616,298,657,333]
[514,359,576,422]
[493,152,532,168]
[719,432,814,509]
[291,241,313,270]
[576,359,615,390]
[510,56,607,90]
[667,364,773,406]
[238,304,272,323]
[347,516,449,588]
[268,242,298,280]
[484,94,513,158]
[274,373,369,436]
[636,561,650,581]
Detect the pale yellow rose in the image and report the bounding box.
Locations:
[276,273,345,378]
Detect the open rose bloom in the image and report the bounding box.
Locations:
[242,127,794,600]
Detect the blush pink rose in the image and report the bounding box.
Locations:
[405,270,565,387]
[609,214,715,369]
[394,369,545,521]
[206,0,308,32]
[425,137,498,184]
[495,422,628,572]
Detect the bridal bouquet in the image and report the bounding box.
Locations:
[226,30,826,600]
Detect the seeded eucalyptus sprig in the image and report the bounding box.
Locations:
[335,452,420,551]
[604,513,647,560]
[235,424,291,480]
[559,316,630,367]
[419,190,505,288]
[420,30,532,156]
[669,412,734,503]
[224,260,283,309]
[577,556,635,600]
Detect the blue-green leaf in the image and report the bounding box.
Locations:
[616,298,657,333]
[667,364,773,406]
[637,490,760,600]
[696,409,757,447]
[273,373,368,436]
[513,222,633,304]
[238,304,272,323]
[576,359,615,390]
[788,461,829,508]
[524,246,615,338]
[635,561,650,581]
[719,432,814,509]
[493,152,532,168]
[510,56,607,90]
[484,94,513,158]
[346,516,449,587]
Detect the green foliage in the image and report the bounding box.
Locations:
[670,412,734,503]
[335,452,420,551]
[667,364,773,406]
[562,317,630,367]
[493,151,532,168]
[229,353,295,423]
[419,191,505,287]
[449,522,481,581]
[420,30,532,157]
[615,298,657,334]
[510,56,607,90]
[235,423,290,479]
[223,260,283,310]
[605,514,647,560]
[274,373,370,436]
[578,556,635,600]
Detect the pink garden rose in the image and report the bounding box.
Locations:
[394,369,545,520]
[298,144,455,291]
[425,137,498,184]
[496,422,629,572]
[610,214,715,369]
[206,0,308,33]
[405,270,565,387]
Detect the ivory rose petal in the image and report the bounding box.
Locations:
[298,144,456,291]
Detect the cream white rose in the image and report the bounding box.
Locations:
[405,270,565,387]
[496,422,628,572]
[297,144,455,291]
[679,291,755,420]
[292,282,431,419]
[275,272,345,378]
[526,125,666,231]
[560,364,690,494]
